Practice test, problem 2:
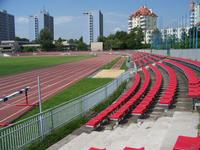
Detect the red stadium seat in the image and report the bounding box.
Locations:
[173,136,200,150]
[164,59,200,98]
[132,64,163,115]
[109,67,151,121]
[157,62,177,106]
[86,72,141,128]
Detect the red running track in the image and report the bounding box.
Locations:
[0,54,117,126]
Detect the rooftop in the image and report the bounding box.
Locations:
[130,6,157,18]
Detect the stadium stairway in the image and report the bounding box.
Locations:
[58,111,199,150]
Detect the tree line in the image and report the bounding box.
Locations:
[98,27,149,50]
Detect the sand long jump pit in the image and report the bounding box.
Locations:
[93,69,125,78]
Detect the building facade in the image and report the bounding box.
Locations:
[128,6,157,44]
[84,10,103,44]
[29,10,54,41]
[190,1,200,27]
[29,16,39,41]
[160,27,190,41]
[0,10,15,42]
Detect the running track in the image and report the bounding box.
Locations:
[0,54,117,126]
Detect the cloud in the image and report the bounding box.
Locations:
[54,16,78,25]
[104,12,128,18]
[113,27,121,33]
[15,16,29,24]
[105,20,120,24]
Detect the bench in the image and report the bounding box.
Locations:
[157,62,177,107]
[164,59,200,97]
[85,72,141,128]
[132,64,162,116]
[109,67,151,121]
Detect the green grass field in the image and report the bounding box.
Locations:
[0,55,92,77]
[120,57,128,70]
[102,57,121,69]
[16,77,113,121]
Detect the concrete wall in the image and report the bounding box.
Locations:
[91,42,103,51]
[140,49,200,61]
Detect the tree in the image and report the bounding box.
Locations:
[15,36,29,42]
[97,35,107,43]
[55,37,64,51]
[39,28,53,50]
[96,27,145,50]
[126,27,144,49]
[77,37,88,50]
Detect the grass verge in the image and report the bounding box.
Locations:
[15,78,113,122]
[24,81,127,150]
[0,55,92,77]
[102,57,121,69]
[120,57,128,71]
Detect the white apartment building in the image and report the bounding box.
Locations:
[128,6,157,44]
[190,1,200,27]
[160,27,190,41]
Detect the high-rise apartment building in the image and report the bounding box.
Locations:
[84,10,103,44]
[29,10,54,41]
[0,10,15,42]
[128,6,157,43]
[29,16,39,41]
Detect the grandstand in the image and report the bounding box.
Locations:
[55,51,200,150]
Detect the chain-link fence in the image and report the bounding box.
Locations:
[0,70,131,150]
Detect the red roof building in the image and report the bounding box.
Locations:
[131,6,157,18]
[128,6,158,44]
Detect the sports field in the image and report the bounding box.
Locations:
[0,54,117,125]
[0,55,92,77]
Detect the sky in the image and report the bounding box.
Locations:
[0,0,190,41]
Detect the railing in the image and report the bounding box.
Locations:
[0,70,132,150]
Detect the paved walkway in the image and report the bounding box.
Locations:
[48,111,199,150]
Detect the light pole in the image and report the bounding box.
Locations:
[195,25,199,48]
[37,76,44,139]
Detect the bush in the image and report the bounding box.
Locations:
[21,46,38,52]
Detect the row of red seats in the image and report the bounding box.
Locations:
[85,72,141,128]
[157,62,178,106]
[135,56,156,68]
[89,147,144,150]
[164,59,200,97]
[171,56,200,69]
[133,52,164,68]
[132,64,163,115]
[109,67,151,121]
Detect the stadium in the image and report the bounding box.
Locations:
[0,49,199,150]
[0,0,200,150]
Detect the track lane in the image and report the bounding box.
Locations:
[0,54,117,125]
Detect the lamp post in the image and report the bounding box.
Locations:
[195,25,199,48]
